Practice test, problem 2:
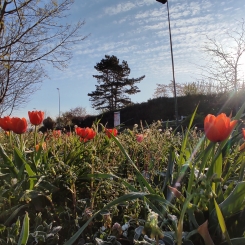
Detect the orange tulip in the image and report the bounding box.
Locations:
[0,116,12,131]
[28,111,44,126]
[11,117,27,134]
[105,128,118,138]
[204,113,237,142]
[35,142,47,152]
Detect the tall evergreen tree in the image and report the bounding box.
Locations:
[88,55,145,111]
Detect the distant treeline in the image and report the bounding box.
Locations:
[72,90,245,129]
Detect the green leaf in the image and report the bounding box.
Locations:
[34,178,59,193]
[219,181,245,218]
[14,146,37,189]
[162,149,175,192]
[178,106,198,166]
[4,204,29,226]
[221,238,245,245]
[177,194,193,245]
[214,199,226,234]
[0,144,18,177]
[17,212,29,245]
[214,199,232,245]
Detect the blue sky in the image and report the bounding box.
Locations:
[13,0,245,119]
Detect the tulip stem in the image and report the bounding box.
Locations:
[9,131,13,148]
[20,134,23,153]
[34,125,37,149]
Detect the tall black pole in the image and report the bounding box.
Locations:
[57,88,60,127]
[156,0,178,125]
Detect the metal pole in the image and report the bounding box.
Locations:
[156,0,178,125]
[57,88,60,127]
[166,0,178,125]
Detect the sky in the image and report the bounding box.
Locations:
[12,0,245,119]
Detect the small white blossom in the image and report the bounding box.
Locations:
[100,226,106,232]
[122,223,129,231]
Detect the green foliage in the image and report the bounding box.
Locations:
[82,90,245,128]
[88,55,145,111]
[1,104,245,244]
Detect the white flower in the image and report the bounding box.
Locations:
[11,178,17,185]
[122,223,129,231]
[100,226,106,232]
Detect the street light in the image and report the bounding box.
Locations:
[57,88,60,128]
[156,0,178,125]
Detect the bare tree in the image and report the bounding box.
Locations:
[199,19,245,94]
[0,0,87,115]
[153,83,169,98]
[153,80,224,98]
[58,106,87,126]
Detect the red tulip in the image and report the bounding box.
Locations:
[204,113,237,142]
[53,130,61,138]
[242,128,245,140]
[105,128,118,138]
[0,116,12,131]
[76,127,96,141]
[136,134,144,143]
[75,127,83,136]
[28,111,44,126]
[11,117,27,134]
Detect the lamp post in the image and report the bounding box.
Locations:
[156,0,178,125]
[57,88,60,128]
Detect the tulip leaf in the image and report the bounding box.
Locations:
[14,146,37,189]
[214,199,226,234]
[214,199,232,245]
[177,194,193,245]
[178,106,198,167]
[209,182,245,238]
[162,148,175,192]
[0,144,18,177]
[221,238,245,245]
[219,181,245,218]
[17,212,29,245]
[3,204,29,226]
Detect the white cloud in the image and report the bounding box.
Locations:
[104,2,136,15]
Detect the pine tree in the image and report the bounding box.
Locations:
[88,55,145,111]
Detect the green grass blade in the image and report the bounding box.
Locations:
[178,106,198,166]
[110,134,155,194]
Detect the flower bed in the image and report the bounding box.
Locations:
[0,107,245,245]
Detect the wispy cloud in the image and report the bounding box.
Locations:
[104,2,136,15]
[14,0,245,117]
